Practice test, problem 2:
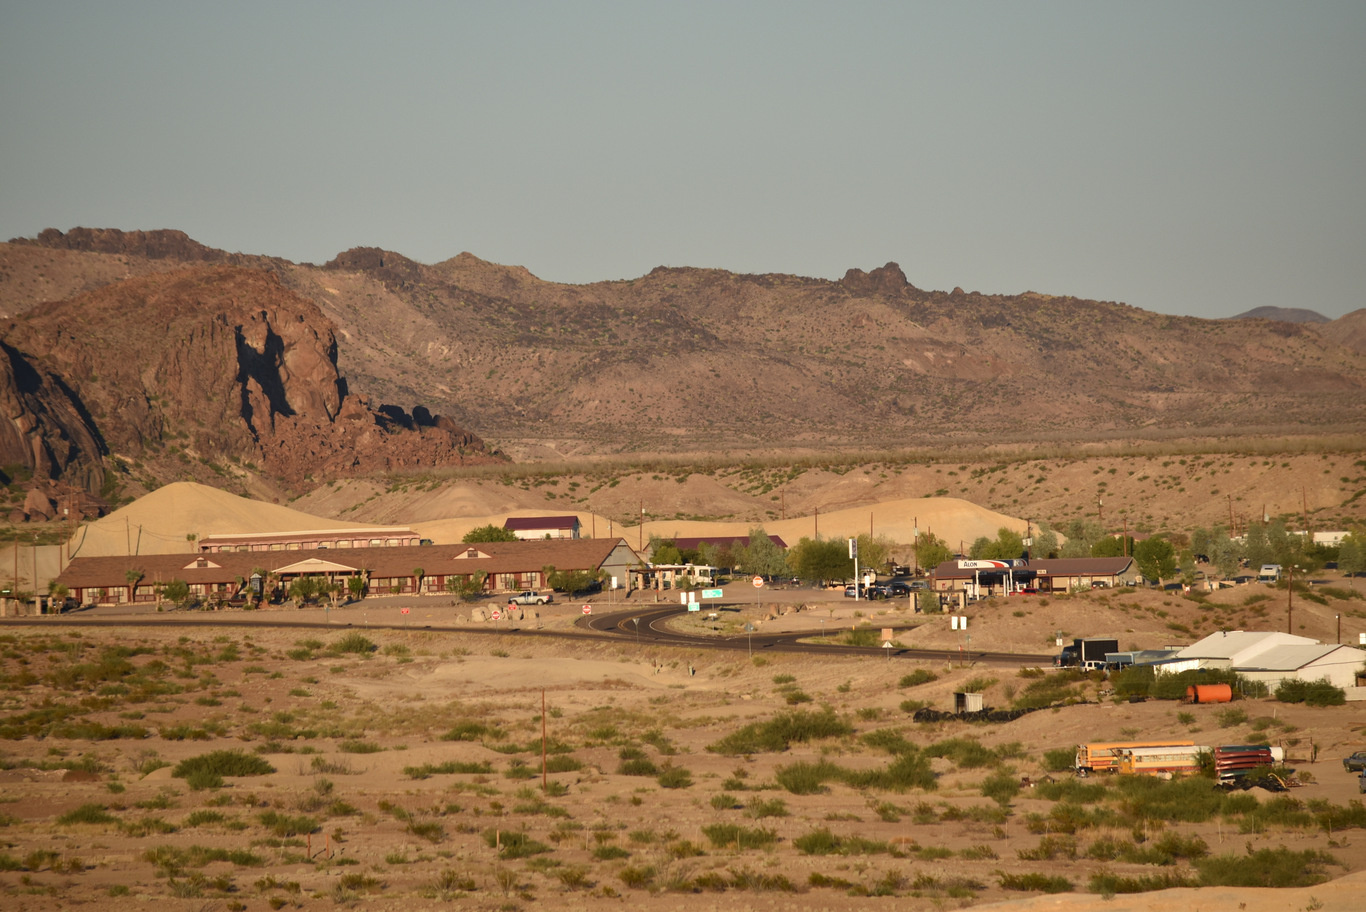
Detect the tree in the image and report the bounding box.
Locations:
[125,568,144,604]
[1208,526,1241,580]
[347,575,367,600]
[914,532,953,573]
[1091,535,1134,558]
[788,537,853,583]
[970,528,1025,561]
[548,568,597,595]
[1244,523,1272,568]
[1061,519,1103,558]
[463,524,519,543]
[1339,532,1365,589]
[1134,537,1177,586]
[288,575,326,607]
[412,567,425,594]
[736,527,787,578]
[161,579,191,608]
[696,541,722,571]
[648,537,683,566]
[445,571,487,602]
[1031,525,1060,560]
[854,534,894,574]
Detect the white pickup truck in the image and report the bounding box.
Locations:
[507,590,553,605]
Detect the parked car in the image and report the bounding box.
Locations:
[1344,751,1366,772]
[508,590,553,605]
[885,581,912,597]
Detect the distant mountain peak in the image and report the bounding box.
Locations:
[1230,306,1329,323]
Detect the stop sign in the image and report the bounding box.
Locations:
[401,607,409,615]
[582,605,592,615]
[490,608,501,621]
[752,575,764,588]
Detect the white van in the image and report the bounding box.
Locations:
[1258,564,1281,582]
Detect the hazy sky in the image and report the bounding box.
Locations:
[3,2,1364,319]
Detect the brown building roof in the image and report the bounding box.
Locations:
[503,515,580,531]
[56,538,634,591]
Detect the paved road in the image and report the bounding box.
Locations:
[579,604,1055,666]
[1,600,1054,667]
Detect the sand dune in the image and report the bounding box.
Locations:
[68,482,408,558]
[70,483,1027,558]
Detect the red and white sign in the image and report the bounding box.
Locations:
[490,609,501,621]
[582,605,592,615]
[401,607,410,615]
[752,575,764,588]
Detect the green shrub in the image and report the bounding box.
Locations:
[481,829,549,858]
[173,750,275,780]
[403,761,493,779]
[257,811,318,837]
[700,823,777,850]
[747,797,788,818]
[927,737,997,769]
[327,633,376,656]
[57,803,117,826]
[1196,847,1341,888]
[861,728,916,755]
[774,760,844,795]
[792,828,888,856]
[1275,678,1346,706]
[980,770,1021,806]
[657,765,693,789]
[898,669,938,688]
[708,708,852,755]
[998,872,1073,893]
[1041,747,1076,772]
[1088,871,1195,894]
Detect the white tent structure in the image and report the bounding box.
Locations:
[1158,630,1366,696]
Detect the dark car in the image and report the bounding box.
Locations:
[885,581,912,597]
[1344,751,1366,772]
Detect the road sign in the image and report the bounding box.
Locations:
[701,588,723,599]
[401,607,410,615]
[687,602,700,612]
[752,575,764,588]
[491,609,501,621]
[582,605,592,615]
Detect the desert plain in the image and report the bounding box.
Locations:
[2,566,1365,911]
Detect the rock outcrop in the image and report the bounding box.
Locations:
[0,264,503,497]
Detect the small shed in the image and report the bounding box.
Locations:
[953,692,985,714]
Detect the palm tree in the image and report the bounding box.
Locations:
[413,567,426,594]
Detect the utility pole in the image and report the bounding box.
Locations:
[1286,564,1294,634]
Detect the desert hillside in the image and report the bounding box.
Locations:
[2,230,1363,503]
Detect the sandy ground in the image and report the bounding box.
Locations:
[1,588,1364,910]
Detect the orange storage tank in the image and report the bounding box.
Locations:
[1186,683,1233,704]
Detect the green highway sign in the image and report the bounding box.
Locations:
[701,588,724,599]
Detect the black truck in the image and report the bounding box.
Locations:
[1055,637,1119,670]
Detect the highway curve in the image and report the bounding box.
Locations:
[1,603,1055,667]
[578,604,1054,667]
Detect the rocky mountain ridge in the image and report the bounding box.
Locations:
[0,255,503,513]
[3,228,1364,499]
